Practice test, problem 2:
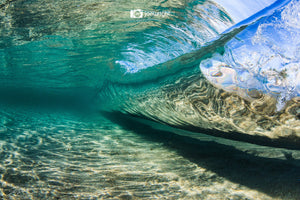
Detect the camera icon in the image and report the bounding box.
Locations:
[130,9,143,18]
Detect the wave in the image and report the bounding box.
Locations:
[99,0,300,149]
[200,0,300,111]
[0,0,299,148]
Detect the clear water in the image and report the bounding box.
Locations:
[0,0,299,199]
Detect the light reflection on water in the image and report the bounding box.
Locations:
[0,0,299,199]
[0,105,299,199]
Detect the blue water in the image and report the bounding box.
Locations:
[0,0,299,199]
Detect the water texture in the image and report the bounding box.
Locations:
[0,0,299,199]
[98,0,300,148]
[0,106,299,199]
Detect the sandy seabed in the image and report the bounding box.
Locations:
[0,105,299,200]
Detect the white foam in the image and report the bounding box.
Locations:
[200,0,300,110]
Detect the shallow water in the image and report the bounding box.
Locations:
[0,0,299,199]
[0,105,299,199]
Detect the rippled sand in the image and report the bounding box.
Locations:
[0,105,299,200]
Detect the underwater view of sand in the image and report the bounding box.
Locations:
[0,104,299,200]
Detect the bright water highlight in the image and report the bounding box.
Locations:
[0,0,299,199]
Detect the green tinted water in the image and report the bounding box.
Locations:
[0,0,299,199]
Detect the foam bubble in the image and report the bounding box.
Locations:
[200,0,300,110]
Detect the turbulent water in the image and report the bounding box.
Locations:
[0,0,299,199]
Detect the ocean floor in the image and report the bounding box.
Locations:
[0,104,299,200]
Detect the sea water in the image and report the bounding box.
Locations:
[0,0,299,199]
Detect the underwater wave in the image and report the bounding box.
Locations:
[0,0,299,148]
[98,0,300,149]
[1,1,300,199]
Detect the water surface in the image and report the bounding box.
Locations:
[0,0,299,199]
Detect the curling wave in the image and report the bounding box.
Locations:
[99,0,300,149]
[0,0,299,148]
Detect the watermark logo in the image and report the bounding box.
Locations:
[130,9,171,18]
[130,9,144,18]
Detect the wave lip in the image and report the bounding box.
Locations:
[200,0,300,111]
[100,0,300,149]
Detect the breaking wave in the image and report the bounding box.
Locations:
[0,0,299,148]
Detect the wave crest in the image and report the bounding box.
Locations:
[200,0,300,110]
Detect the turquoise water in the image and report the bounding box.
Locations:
[0,0,299,199]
